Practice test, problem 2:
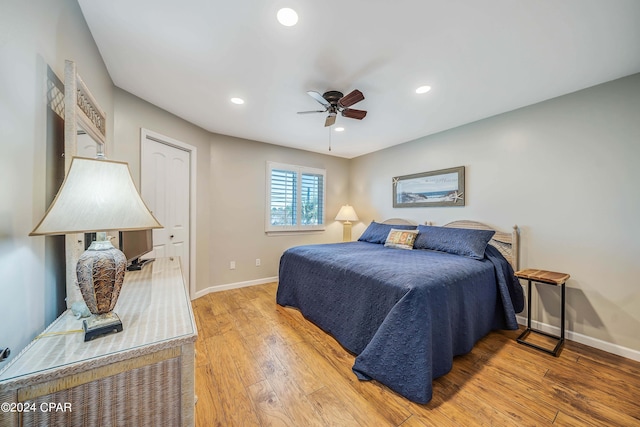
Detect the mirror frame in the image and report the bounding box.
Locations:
[63,60,107,307]
[64,60,106,159]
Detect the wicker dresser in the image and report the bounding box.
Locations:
[0,257,197,426]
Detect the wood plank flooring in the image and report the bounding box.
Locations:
[192,283,640,426]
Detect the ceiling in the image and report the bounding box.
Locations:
[78,1,640,159]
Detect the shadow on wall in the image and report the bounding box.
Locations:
[535,284,603,331]
[534,281,640,351]
[45,65,67,321]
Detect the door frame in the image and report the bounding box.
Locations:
[140,128,197,300]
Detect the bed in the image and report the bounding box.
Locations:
[276,219,525,404]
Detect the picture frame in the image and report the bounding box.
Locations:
[392,166,465,208]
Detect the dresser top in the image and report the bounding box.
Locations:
[0,257,196,385]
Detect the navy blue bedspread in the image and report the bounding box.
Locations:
[276,241,524,403]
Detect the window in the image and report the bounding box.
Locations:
[266,162,325,232]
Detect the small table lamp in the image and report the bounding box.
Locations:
[30,157,162,341]
[335,204,359,242]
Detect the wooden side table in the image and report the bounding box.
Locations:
[515,268,570,356]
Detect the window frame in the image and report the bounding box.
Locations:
[265,161,326,233]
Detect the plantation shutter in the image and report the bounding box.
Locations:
[270,169,297,226]
[266,162,326,232]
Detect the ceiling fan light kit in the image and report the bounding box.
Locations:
[298,89,367,127]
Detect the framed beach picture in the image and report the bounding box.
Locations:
[392,166,465,208]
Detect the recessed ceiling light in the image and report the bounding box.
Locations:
[334,127,345,132]
[230,97,245,105]
[277,8,298,26]
[416,85,432,94]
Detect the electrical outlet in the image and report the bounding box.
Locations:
[230,261,236,270]
[255,258,261,266]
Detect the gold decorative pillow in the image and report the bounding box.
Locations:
[384,228,419,250]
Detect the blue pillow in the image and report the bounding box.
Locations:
[414,225,495,260]
[358,221,417,244]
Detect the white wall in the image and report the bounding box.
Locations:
[350,74,640,355]
[113,87,213,298]
[209,134,350,290]
[0,0,113,362]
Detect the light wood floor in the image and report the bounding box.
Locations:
[192,282,640,426]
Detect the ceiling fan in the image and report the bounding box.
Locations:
[297,89,367,127]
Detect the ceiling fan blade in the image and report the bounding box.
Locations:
[297,110,326,114]
[341,108,367,120]
[338,89,364,108]
[307,91,331,108]
[324,113,337,127]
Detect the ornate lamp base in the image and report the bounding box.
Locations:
[83,312,123,342]
[77,236,127,342]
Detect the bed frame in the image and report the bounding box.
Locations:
[381,218,519,271]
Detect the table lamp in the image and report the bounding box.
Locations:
[335,204,359,242]
[30,157,162,341]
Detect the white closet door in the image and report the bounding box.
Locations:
[141,138,190,289]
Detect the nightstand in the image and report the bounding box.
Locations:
[515,268,570,357]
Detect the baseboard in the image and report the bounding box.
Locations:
[516,315,640,362]
[194,276,278,299]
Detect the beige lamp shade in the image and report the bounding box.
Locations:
[335,204,359,223]
[30,157,161,236]
[30,156,162,341]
